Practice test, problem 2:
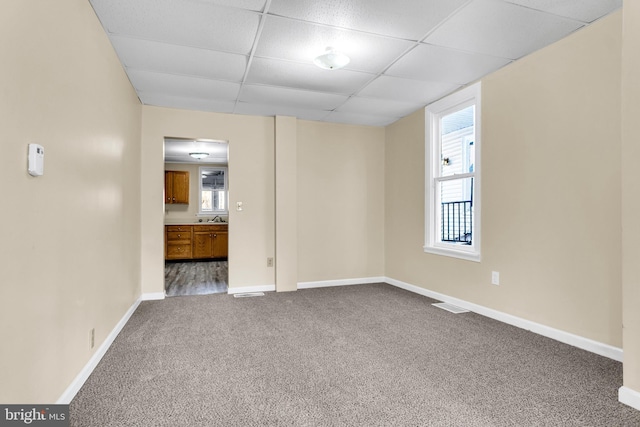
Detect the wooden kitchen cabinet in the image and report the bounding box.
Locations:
[193,224,228,259]
[165,225,193,260]
[212,229,228,258]
[165,171,189,204]
[165,224,227,260]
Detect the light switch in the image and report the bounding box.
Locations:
[236,201,243,211]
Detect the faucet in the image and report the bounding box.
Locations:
[212,215,221,223]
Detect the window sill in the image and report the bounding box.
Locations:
[423,245,481,262]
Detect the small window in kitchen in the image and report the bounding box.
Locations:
[199,167,227,214]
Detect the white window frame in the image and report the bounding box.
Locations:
[199,166,228,215]
[424,82,481,262]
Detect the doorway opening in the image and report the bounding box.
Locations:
[163,137,229,297]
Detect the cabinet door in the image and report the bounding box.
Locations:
[212,232,228,258]
[164,172,173,204]
[171,171,189,204]
[193,232,214,258]
[165,171,190,204]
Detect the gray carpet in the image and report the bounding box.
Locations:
[70,283,640,426]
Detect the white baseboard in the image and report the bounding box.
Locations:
[228,277,385,293]
[298,276,386,289]
[385,277,623,362]
[56,297,142,404]
[619,386,640,411]
[141,292,165,301]
[228,284,276,294]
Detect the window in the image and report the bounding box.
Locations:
[199,167,227,214]
[425,83,481,262]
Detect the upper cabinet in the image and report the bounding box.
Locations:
[165,171,189,204]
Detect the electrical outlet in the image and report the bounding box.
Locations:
[491,271,500,286]
[267,257,274,267]
[90,328,95,349]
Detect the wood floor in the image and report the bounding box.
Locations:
[164,260,228,297]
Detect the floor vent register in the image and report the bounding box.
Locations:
[432,302,470,314]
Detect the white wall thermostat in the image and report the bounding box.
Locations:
[28,143,45,176]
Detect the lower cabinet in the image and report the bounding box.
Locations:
[165,225,193,260]
[193,226,228,259]
[165,224,228,260]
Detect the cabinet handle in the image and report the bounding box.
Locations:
[213,234,217,238]
[173,197,176,201]
[177,234,181,237]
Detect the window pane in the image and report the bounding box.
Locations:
[202,170,225,190]
[440,105,475,177]
[202,191,213,211]
[212,190,226,211]
[439,177,473,244]
[199,166,228,214]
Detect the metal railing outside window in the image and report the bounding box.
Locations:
[441,200,473,244]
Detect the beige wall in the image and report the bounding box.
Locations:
[144,112,387,292]
[164,162,229,223]
[0,0,141,403]
[297,120,386,283]
[621,0,640,396]
[141,107,276,292]
[386,12,623,346]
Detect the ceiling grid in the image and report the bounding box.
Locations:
[89,0,622,127]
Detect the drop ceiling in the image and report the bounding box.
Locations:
[89,0,621,127]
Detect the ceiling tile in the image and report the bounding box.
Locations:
[336,96,422,118]
[203,0,266,12]
[127,70,241,100]
[268,0,469,41]
[324,111,398,127]
[424,0,584,59]
[386,44,511,85]
[234,102,330,122]
[245,58,374,94]
[139,92,236,113]
[256,15,414,73]
[90,0,260,54]
[239,85,349,110]
[358,76,460,104]
[110,36,247,82]
[503,0,622,23]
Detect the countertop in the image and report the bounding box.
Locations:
[165,221,228,226]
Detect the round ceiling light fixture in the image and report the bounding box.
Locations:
[189,152,209,160]
[313,47,350,70]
